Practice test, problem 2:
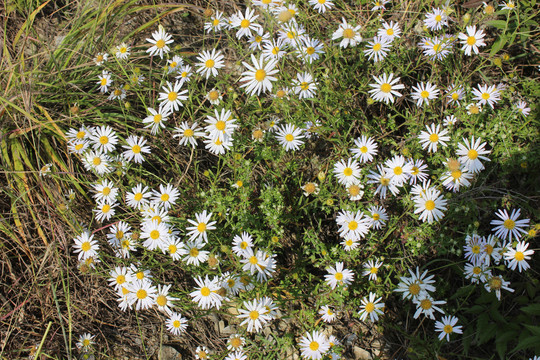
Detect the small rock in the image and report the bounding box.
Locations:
[353,346,372,360]
[344,333,357,346]
[158,345,181,360]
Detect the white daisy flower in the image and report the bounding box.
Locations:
[378,21,401,41]
[408,158,429,185]
[262,38,288,59]
[319,305,336,323]
[299,330,330,360]
[173,122,205,147]
[424,7,448,31]
[435,315,463,342]
[367,205,388,229]
[122,135,151,163]
[351,135,378,163]
[358,292,384,322]
[364,36,391,62]
[332,17,362,48]
[90,125,118,153]
[93,200,117,222]
[93,52,108,66]
[384,155,413,186]
[176,64,193,84]
[275,123,305,151]
[204,136,233,155]
[298,36,325,64]
[325,262,355,289]
[204,10,225,33]
[514,100,530,117]
[97,70,112,93]
[166,312,188,335]
[190,275,223,310]
[418,123,449,153]
[142,107,172,135]
[186,210,217,242]
[333,158,361,186]
[151,183,179,210]
[411,82,439,107]
[503,241,534,272]
[158,80,188,113]
[292,72,318,99]
[127,279,157,311]
[484,274,514,300]
[240,54,279,96]
[413,295,446,320]
[140,220,169,251]
[231,8,262,39]
[146,25,173,59]
[126,183,151,209]
[490,208,530,242]
[363,259,383,281]
[195,49,225,79]
[458,25,486,56]
[472,84,500,108]
[446,84,465,105]
[114,42,130,59]
[205,108,238,142]
[309,0,334,13]
[368,73,405,104]
[182,239,209,266]
[92,179,118,204]
[456,136,491,173]
[73,231,98,261]
[237,299,270,333]
[413,187,447,223]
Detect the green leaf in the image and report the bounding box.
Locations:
[490,36,507,56]
[513,333,540,352]
[523,325,540,337]
[520,303,540,316]
[486,20,507,29]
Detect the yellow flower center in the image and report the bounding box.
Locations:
[420,299,432,309]
[102,204,111,213]
[348,221,358,230]
[386,28,394,35]
[372,213,380,220]
[380,177,390,186]
[467,36,476,46]
[381,83,391,93]
[249,256,258,264]
[393,166,403,175]
[200,287,211,296]
[285,134,294,142]
[451,170,462,180]
[213,19,219,26]
[373,43,382,51]
[190,247,199,257]
[169,244,177,253]
[468,149,478,160]
[489,276,502,290]
[435,15,442,22]
[452,92,459,100]
[472,245,481,254]
[469,105,480,114]
[150,230,160,240]
[136,289,147,299]
[514,251,524,261]
[429,133,439,143]
[365,302,375,313]
[349,185,360,196]
[116,275,126,284]
[240,19,250,28]
[120,46,127,53]
[306,46,315,55]
[343,28,355,39]
[156,39,165,49]
[345,239,353,246]
[81,241,91,252]
[205,59,215,68]
[100,78,107,86]
[360,146,368,153]
[425,200,436,211]
[230,337,242,348]
[300,82,309,91]
[102,187,111,196]
[309,341,319,351]
[443,325,453,334]
[173,320,181,328]
[272,46,280,55]
[99,136,109,145]
[208,90,219,100]
[335,272,343,281]
[370,267,378,274]
[215,120,226,131]
[249,310,259,320]
[168,92,177,101]
[304,183,316,194]
[420,90,430,99]
[183,128,194,137]
[115,230,123,239]
[255,69,266,81]
[485,245,493,254]
[503,219,515,229]
[193,222,205,233]
[156,294,167,306]
[409,283,421,295]
[134,193,143,201]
